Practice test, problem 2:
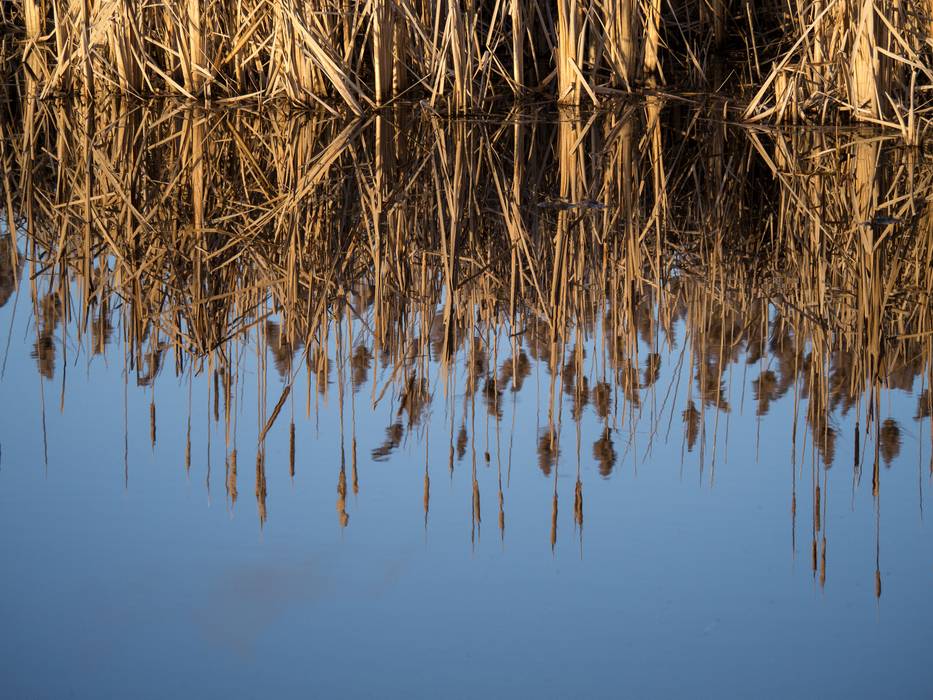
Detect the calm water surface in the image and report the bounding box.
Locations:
[1,105,932,698]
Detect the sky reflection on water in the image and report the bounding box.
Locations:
[1,267,931,698]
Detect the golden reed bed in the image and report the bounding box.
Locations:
[2,0,933,136]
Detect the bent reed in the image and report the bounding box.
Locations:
[3,0,933,133]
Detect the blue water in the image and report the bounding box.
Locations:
[0,246,931,698]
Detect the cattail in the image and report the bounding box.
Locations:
[227,449,238,505]
[683,401,701,453]
[423,473,430,517]
[256,451,267,525]
[150,400,156,447]
[819,538,826,588]
[814,485,821,533]
[879,419,902,467]
[456,426,468,461]
[550,492,558,551]
[352,438,359,494]
[337,468,348,527]
[573,479,583,527]
[593,428,616,478]
[289,421,295,479]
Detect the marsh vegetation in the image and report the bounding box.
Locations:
[2,4,933,695]
[3,0,933,137]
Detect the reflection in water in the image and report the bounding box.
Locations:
[0,238,18,309]
[2,98,933,600]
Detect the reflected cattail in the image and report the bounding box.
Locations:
[500,351,531,392]
[150,401,156,447]
[537,429,558,476]
[879,419,901,467]
[399,376,430,427]
[337,467,349,527]
[642,353,661,388]
[561,358,577,396]
[573,478,583,527]
[550,492,558,551]
[483,376,502,418]
[571,375,589,421]
[814,485,821,532]
[456,425,468,461]
[592,381,612,419]
[289,421,296,478]
[256,451,267,525]
[32,335,55,379]
[593,428,616,478]
[227,449,238,504]
[819,538,826,588]
[213,370,220,422]
[315,347,331,396]
[91,307,112,354]
[0,238,19,309]
[617,360,640,407]
[683,400,701,452]
[351,344,372,389]
[424,473,430,519]
[265,321,302,378]
[914,390,931,420]
[753,370,779,416]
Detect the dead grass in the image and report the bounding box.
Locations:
[1,0,932,130]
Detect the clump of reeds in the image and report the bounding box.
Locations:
[4,0,933,133]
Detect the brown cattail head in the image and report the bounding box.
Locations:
[814,485,821,532]
[256,451,267,525]
[227,449,238,505]
[150,401,156,447]
[289,421,296,478]
[423,473,430,515]
[879,419,902,467]
[819,538,826,588]
[337,468,349,527]
[550,492,558,551]
[573,478,583,527]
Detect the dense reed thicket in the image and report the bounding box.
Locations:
[3,0,933,132]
